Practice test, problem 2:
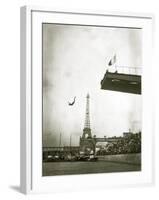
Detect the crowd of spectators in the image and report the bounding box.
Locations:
[96,132,141,155]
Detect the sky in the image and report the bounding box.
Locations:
[42,23,142,147]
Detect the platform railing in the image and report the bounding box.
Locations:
[108,66,142,75]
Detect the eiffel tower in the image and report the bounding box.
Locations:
[80,93,95,154]
[82,93,92,139]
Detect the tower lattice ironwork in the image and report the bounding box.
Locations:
[82,93,92,139]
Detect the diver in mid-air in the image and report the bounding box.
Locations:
[68,96,76,106]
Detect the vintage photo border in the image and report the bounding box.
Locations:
[20,6,155,194]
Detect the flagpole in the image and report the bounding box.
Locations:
[115,54,117,72]
[108,54,117,73]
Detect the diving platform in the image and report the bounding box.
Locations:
[101,71,141,95]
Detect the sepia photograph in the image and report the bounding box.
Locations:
[42,23,142,176]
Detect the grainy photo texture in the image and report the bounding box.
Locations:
[42,23,142,176]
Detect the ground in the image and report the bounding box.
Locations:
[43,160,141,176]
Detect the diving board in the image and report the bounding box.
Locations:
[101,71,141,95]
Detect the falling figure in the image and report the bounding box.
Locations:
[68,96,76,106]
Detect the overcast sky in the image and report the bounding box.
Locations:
[42,24,142,147]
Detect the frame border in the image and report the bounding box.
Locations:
[20,6,155,194]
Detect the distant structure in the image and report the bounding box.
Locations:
[123,131,133,138]
[80,93,95,154]
[83,93,92,139]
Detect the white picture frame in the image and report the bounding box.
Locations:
[20,6,155,194]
